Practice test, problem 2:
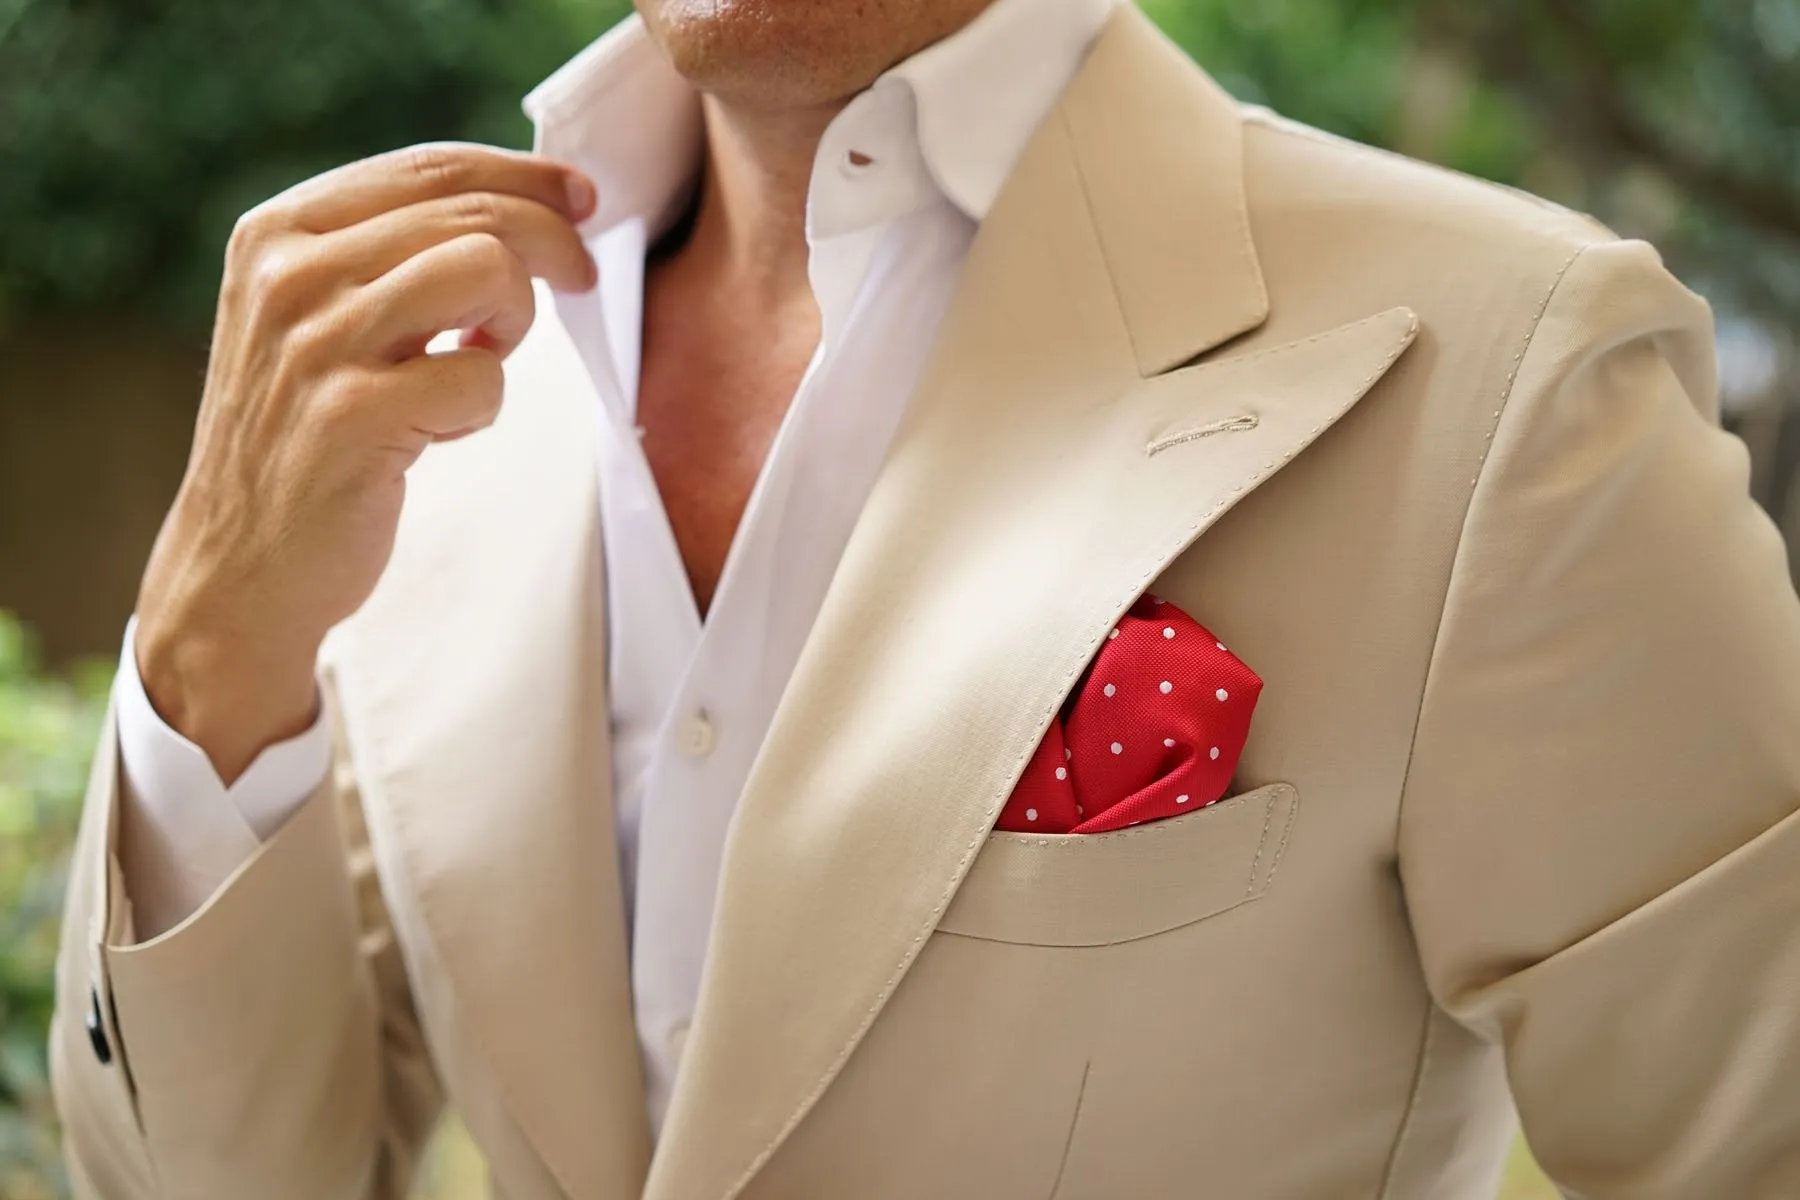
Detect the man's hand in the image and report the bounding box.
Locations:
[134,141,598,784]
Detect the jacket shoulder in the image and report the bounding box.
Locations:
[1239,105,1618,270]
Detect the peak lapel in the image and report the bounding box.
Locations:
[1066,7,1269,375]
[645,10,1420,1199]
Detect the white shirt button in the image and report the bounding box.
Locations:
[675,712,716,758]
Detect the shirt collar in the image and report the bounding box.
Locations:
[883,0,1120,220]
[521,0,1120,237]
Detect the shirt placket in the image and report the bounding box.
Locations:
[628,99,937,1134]
[562,217,707,915]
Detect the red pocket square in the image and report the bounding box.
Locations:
[997,596,1262,834]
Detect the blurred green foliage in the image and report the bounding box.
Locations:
[4,0,1797,342]
[0,0,631,332]
[1142,0,1800,340]
[0,612,108,1200]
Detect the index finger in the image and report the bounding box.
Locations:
[268,141,595,235]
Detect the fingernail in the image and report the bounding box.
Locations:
[565,172,596,218]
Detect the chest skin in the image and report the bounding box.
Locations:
[634,239,824,618]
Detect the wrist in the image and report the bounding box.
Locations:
[132,608,322,787]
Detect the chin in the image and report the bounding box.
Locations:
[634,0,978,109]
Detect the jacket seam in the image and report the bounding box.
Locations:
[1374,1000,1439,1199]
[1047,1060,1093,1199]
[1390,243,1589,843]
[1058,107,1140,373]
[1378,249,1587,1192]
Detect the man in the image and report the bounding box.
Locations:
[47,0,1800,1194]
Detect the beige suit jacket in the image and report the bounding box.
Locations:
[50,8,1800,1198]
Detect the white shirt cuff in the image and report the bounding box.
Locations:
[113,616,331,935]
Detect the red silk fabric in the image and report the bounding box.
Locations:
[997,596,1262,834]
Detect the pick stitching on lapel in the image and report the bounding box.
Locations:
[644,10,1420,1200]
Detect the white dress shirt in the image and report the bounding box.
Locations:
[113,0,1119,1137]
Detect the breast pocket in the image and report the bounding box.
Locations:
[937,782,1300,946]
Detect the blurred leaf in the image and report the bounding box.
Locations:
[0,611,109,1196]
[1146,0,1800,358]
[0,0,634,335]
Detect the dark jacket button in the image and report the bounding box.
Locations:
[86,986,112,1065]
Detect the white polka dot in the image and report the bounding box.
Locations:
[1216,642,1226,651]
[1176,794,1190,805]
[1159,681,1172,694]
[1026,808,1038,822]
[1110,742,1123,755]
[1108,628,1119,640]
[1055,766,1067,780]
[1065,747,1072,761]
[1103,683,1116,697]
[1164,738,1176,748]
[1163,627,1176,639]
[1151,595,1165,605]
[1216,688,1229,702]
[1210,746,1221,760]
[1076,805,1085,818]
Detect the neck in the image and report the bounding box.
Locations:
[677,94,844,312]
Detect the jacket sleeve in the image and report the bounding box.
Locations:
[111,614,333,940]
[1397,237,1800,1196]
[49,671,443,1198]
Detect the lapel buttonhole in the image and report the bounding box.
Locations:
[1147,412,1261,457]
